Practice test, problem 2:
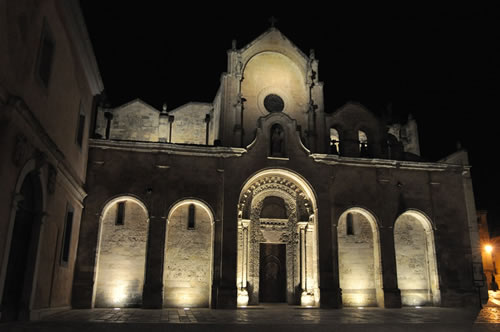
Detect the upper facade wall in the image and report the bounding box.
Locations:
[97,100,215,145]
[241,52,308,147]
[0,0,103,181]
[170,103,213,145]
[104,100,160,142]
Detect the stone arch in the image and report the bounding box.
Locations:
[93,195,149,307]
[337,207,383,307]
[164,198,214,308]
[237,168,318,307]
[241,51,309,147]
[394,210,440,306]
[0,158,46,321]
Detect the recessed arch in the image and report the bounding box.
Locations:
[241,51,309,147]
[164,198,214,308]
[0,159,45,321]
[337,207,384,307]
[237,168,319,307]
[394,210,440,306]
[93,195,149,308]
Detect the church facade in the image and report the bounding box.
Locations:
[72,28,483,309]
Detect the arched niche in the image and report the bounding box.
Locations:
[94,196,149,308]
[237,169,319,307]
[394,210,440,306]
[164,199,214,308]
[337,208,383,307]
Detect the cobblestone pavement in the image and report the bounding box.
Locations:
[1,304,500,332]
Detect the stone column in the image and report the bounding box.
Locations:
[215,174,238,308]
[379,226,402,308]
[72,200,102,308]
[299,222,307,289]
[142,215,165,308]
[318,202,342,308]
[237,220,250,306]
[242,221,249,288]
[298,221,314,306]
[158,112,169,142]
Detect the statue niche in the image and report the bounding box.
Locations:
[270,124,285,157]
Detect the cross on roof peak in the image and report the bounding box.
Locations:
[269,16,278,28]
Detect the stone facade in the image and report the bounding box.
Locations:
[0,0,103,321]
[94,199,148,307]
[71,27,484,311]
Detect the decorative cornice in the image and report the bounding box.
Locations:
[89,139,247,158]
[58,0,104,95]
[310,153,467,172]
[5,92,87,202]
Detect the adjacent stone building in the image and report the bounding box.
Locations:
[0,0,103,321]
[72,27,484,309]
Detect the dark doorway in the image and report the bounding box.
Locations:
[259,243,286,303]
[1,172,43,321]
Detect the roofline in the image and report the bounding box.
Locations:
[238,27,309,60]
[59,0,104,95]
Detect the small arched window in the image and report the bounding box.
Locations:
[188,204,195,229]
[330,128,339,155]
[358,130,368,157]
[346,212,354,235]
[115,201,125,225]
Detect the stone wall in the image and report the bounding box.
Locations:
[394,214,432,306]
[109,100,159,142]
[241,52,308,147]
[170,103,213,145]
[338,211,379,306]
[94,199,148,307]
[164,202,212,307]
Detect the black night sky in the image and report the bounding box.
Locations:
[80,4,500,232]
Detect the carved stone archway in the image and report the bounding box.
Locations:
[237,169,318,307]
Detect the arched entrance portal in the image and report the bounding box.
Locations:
[1,170,43,321]
[237,169,319,307]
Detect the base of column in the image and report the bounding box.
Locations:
[383,288,402,308]
[71,280,94,309]
[216,286,237,309]
[300,291,315,307]
[142,283,163,309]
[237,288,249,307]
[320,287,342,308]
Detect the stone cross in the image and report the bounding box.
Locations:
[269,16,278,28]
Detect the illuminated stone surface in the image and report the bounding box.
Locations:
[395,212,440,306]
[71,27,483,312]
[164,201,213,308]
[94,199,148,307]
[338,210,382,307]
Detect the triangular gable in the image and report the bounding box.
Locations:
[239,28,309,71]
